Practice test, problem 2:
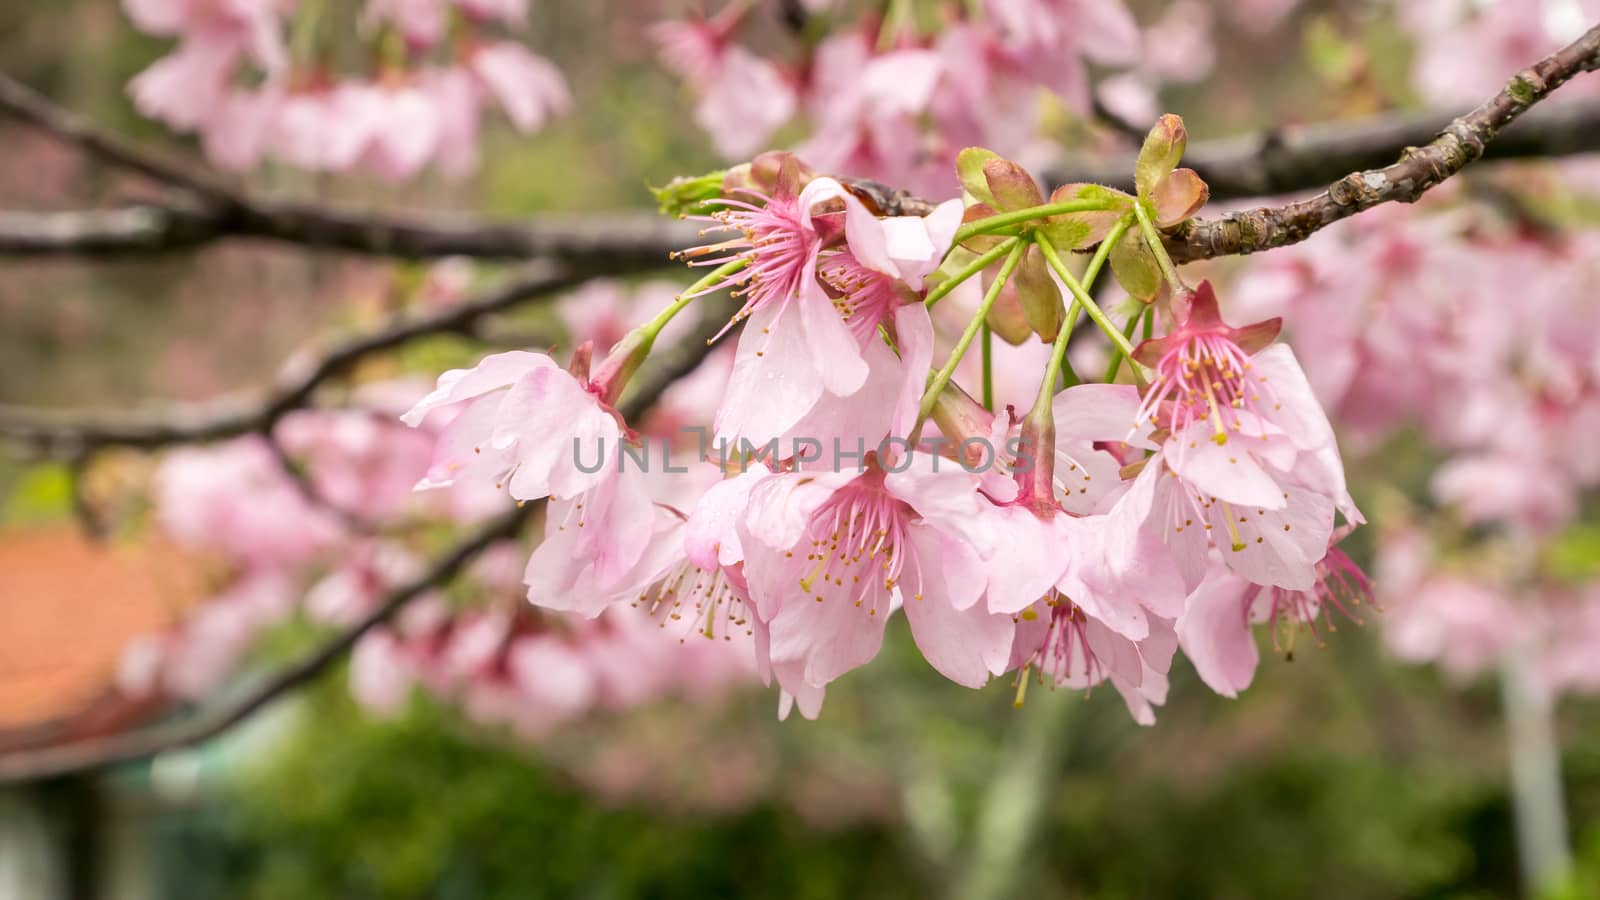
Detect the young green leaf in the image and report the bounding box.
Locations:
[1135,114,1188,200]
[957,147,1002,205]
[1015,244,1065,341]
[1109,231,1163,303]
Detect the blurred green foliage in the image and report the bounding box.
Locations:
[165,635,1600,900]
[218,693,920,900]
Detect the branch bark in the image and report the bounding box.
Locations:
[0,202,702,267]
[6,65,1600,262]
[1169,22,1600,262]
[0,262,587,455]
[1047,99,1600,202]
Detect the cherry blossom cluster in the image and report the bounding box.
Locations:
[1402,0,1600,108]
[117,278,753,737]
[405,120,1368,721]
[1230,191,1600,698]
[123,0,570,178]
[650,0,1326,197]
[652,0,1144,197]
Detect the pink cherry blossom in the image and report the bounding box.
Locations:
[362,0,462,49]
[738,456,1017,710]
[1010,600,1176,725]
[521,463,673,617]
[649,11,737,87]
[695,46,797,160]
[1178,537,1372,697]
[128,35,243,130]
[690,158,957,448]
[155,437,344,570]
[350,629,418,716]
[468,41,572,133]
[1384,575,1524,682]
[400,349,623,503]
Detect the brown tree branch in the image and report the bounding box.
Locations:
[0,70,699,266]
[1051,98,1600,201]
[0,202,702,266]
[7,67,1600,262]
[0,262,587,455]
[0,72,237,201]
[1168,22,1600,263]
[0,310,727,783]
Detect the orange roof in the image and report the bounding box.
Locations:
[0,526,200,749]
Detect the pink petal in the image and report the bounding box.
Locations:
[977,507,1072,615]
[400,350,554,426]
[1052,383,1156,447]
[901,528,1015,686]
[799,276,870,397]
[1167,430,1290,510]
[470,42,572,132]
[495,366,620,501]
[1211,483,1334,591]
[714,302,825,446]
[1177,568,1258,698]
[684,463,772,569]
[890,302,936,444]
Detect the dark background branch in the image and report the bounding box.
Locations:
[0,262,589,455]
[5,69,1599,263]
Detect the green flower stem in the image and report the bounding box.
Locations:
[952,199,1119,244]
[1036,298,1081,409]
[981,322,995,412]
[877,0,913,49]
[1035,228,1137,364]
[1034,215,1133,404]
[1059,350,1080,389]
[646,257,747,340]
[1133,198,1185,291]
[1101,305,1147,384]
[923,237,1021,310]
[914,240,1027,439]
[598,256,749,398]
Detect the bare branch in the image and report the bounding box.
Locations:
[1049,100,1600,203]
[0,307,729,783]
[0,70,699,266]
[0,73,236,201]
[1169,22,1600,262]
[7,67,1600,263]
[0,200,702,267]
[0,262,588,455]
[0,204,219,255]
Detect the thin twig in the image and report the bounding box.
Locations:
[0,202,702,267]
[1051,98,1600,202]
[0,72,236,201]
[1170,22,1600,262]
[0,263,588,455]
